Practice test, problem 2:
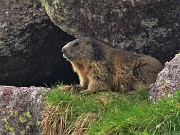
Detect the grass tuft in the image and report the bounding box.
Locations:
[42,84,180,135]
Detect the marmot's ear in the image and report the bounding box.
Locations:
[92,41,104,61]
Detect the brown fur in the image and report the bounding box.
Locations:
[62,37,163,94]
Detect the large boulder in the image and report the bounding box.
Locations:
[149,53,180,102]
[0,0,78,86]
[41,0,180,63]
[0,86,48,135]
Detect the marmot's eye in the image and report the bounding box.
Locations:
[73,42,79,47]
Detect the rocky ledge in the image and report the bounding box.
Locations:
[0,86,48,135]
[149,53,180,102]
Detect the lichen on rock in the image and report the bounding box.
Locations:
[0,86,48,135]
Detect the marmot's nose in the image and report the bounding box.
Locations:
[62,48,66,54]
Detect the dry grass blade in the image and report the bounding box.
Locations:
[65,112,98,135]
[41,104,71,135]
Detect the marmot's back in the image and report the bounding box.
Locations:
[105,47,162,91]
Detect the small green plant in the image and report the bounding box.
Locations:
[43,84,180,135]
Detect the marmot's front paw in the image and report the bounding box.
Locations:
[58,85,73,92]
[58,85,82,93]
[80,89,96,95]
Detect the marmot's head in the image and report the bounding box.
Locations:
[62,37,104,62]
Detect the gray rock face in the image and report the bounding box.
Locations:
[0,0,78,86]
[41,0,180,63]
[0,86,48,135]
[149,53,180,102]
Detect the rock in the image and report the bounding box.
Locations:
[149,53,180,102]
[40,0,180,63]
[0,86,48,135]
[0,0,78,86]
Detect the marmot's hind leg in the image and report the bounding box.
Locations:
[133,56,162,88]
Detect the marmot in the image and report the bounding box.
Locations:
[62,37,163,94]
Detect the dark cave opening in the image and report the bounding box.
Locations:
[0,19,79,87]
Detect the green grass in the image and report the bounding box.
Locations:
[45,85,180,135]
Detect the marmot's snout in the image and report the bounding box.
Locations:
[62,46,70,60]
[62,47,66,54]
